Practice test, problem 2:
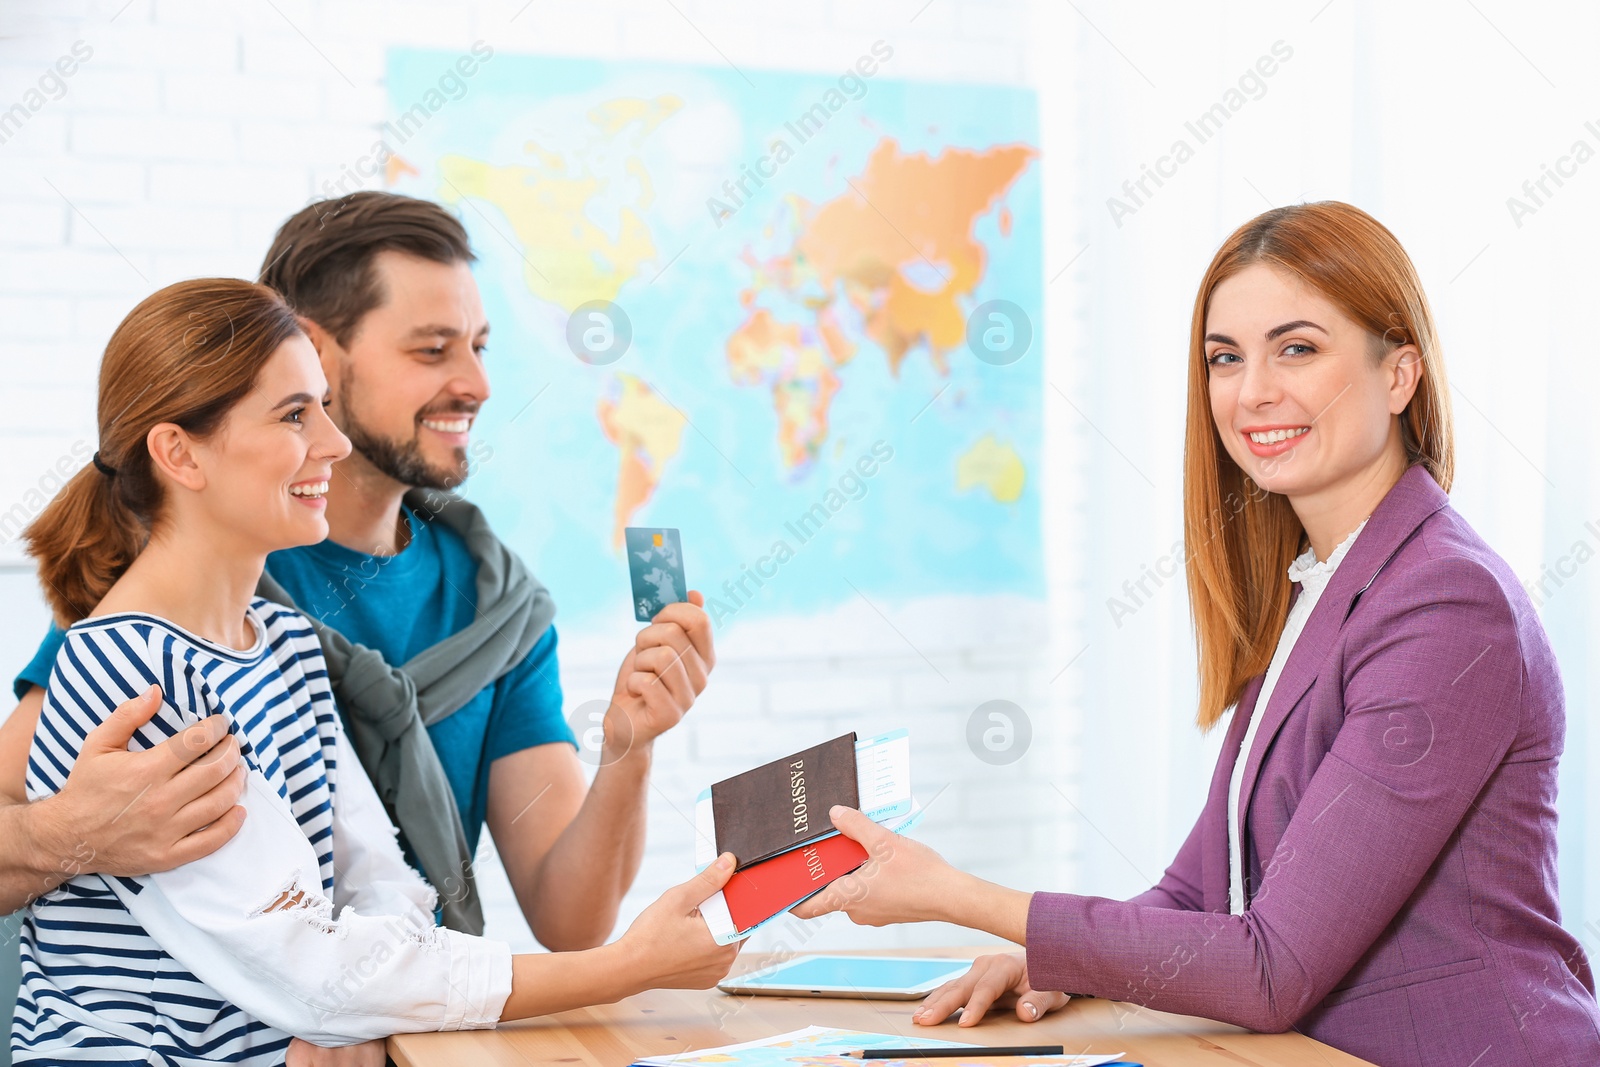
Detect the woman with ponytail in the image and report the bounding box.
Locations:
[14,279,739,1066]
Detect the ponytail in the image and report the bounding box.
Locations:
[22,279,302,628]
[26,461,147,627]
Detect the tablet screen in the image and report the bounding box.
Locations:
[729,955,971,993]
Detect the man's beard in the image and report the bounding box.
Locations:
[339,377,473,491]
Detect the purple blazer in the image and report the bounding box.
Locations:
[1028,464,1600,1066]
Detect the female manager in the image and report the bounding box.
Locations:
[795,202,1600,1067]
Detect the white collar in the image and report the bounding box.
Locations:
[1287,517,1370,590]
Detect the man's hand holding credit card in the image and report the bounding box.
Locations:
[598,525,712,759]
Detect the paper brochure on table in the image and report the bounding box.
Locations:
[694,730,920,945]
[632,1025,1127,1066]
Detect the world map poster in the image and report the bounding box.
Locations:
[384,46,1044,644]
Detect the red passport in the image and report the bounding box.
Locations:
[722,832,870,932]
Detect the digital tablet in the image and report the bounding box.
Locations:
[717,955,973,1000]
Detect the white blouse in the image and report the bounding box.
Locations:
[1227,518,1368,915]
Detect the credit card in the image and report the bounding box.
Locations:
[625,526,687,622]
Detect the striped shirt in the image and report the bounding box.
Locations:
[14,598,511,1065]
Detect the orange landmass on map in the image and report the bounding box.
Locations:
[793,138,1036,375]
[726,138,1035,474]
[385,155,420,184]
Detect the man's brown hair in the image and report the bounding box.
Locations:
[259,191,476,345]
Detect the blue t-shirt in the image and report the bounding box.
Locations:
[14,504,574,859]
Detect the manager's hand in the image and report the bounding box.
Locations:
[38,684,247,876]
[913,952,1070,1027]
[789,806,955,927]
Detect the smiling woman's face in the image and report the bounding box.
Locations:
[1204,263,1416,501]
[185,335,352,554]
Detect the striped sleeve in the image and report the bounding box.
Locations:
[29,624,149,799]
[28,623,223,901]
[28,622,210,797]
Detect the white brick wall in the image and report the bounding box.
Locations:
[0,0,1081,957]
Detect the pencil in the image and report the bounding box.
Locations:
[842,1046,1066,1059]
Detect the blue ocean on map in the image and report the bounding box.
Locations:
[385,48,1044,638]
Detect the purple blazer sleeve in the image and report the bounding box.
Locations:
[1026,554,1524,1033]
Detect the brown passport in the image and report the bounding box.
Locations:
[711,733,860,870]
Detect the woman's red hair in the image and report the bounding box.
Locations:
[1182,202,1454,729]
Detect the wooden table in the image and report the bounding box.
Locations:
[388,948,1377,1066]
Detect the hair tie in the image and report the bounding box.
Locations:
[91,451,117,478]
